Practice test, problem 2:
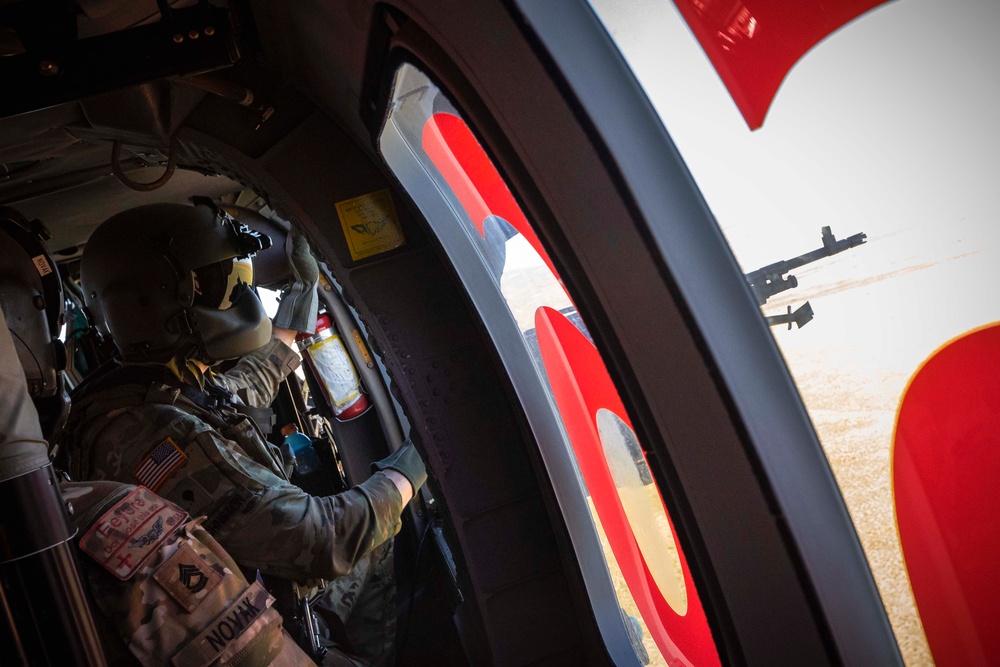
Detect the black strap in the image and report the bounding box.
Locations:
[72,362,274,433]
[240,405,275,435]
[72,363,171,403]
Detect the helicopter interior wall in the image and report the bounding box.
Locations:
[0,0,915,663]
[171,73,617,661]
[0,18,617,653]
[0,84,247,255]
[246,0,386,150]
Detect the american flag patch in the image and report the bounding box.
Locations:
[133,437,187,491]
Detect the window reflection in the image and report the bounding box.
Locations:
[380,62,720,666]
[596,409,687,616]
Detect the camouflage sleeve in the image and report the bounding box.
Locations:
[81,404,403,582]
[189,426,405,581]
[211,336,300,408]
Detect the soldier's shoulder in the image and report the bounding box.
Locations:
[76,387,193,421]
[69,399,210,482]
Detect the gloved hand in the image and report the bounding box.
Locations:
[371,440,427,494]
[271,228,319,333]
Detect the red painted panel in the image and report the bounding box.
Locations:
[536,306,719,665]
[421,112,561,280]
[421,115,492,237]
[894,324,1000,666]
[421,104,719,663]
[671,0,892,128]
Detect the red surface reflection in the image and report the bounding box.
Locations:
[894,324,1000,666]
[537,306,719,666]
[421,112,559,280]
[671,0,892,128]
[422,108,720,663]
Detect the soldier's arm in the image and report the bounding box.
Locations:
[184,425,405,581]
[211,335,300,407]
[271,326,297,348]
[150,406,405,581]
[82,402,406,581]
[382,469,413,505]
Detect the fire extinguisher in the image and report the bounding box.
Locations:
[295,313,370,420]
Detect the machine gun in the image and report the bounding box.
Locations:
[745,226,866,329]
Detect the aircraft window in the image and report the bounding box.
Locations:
[587,0,1000,664]
[379,63,719,667]
[596,409,687,617]
[257,286,281,319]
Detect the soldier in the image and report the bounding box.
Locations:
[0,207,316,665]
[62,202,426,665]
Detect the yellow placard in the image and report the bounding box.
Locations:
[335,189,405,261]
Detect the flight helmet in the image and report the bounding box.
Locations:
[0,207,64,396]
[0,207,67,436]
[81,202,272,363]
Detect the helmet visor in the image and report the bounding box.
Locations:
[192,257,254,310]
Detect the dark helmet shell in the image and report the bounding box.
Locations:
[81,203,272,362]
[0,207,64,398]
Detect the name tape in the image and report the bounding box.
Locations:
[171,581,278,667]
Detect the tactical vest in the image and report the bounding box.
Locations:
[63,364,288,484]
[64,480,314,667]
[60,365,344,664]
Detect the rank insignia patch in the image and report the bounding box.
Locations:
[79,487,188,580]
[153,542,224,612]
[134,437,187,492]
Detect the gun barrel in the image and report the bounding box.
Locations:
[782,231,867,272]
[744,228,866,305]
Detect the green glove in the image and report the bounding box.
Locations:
[272,229,319,333]
[372,441,427,493]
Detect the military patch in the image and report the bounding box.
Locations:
[134,437,187,492]
[153,541,224,612]
[202,487,256,535]
[171,581,278,667]
[79,486,188,580]
[171,476,215,515]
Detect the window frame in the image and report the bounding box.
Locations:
[365,1,901,663]
[378,61,652,665]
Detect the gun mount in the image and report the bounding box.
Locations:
[746,226,866,328]
[765,303,814,330]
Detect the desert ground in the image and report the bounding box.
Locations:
[501,229,999,665]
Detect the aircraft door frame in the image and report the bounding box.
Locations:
[366,1,901,663]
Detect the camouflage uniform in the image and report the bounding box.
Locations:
[64,337,403,664]
[64,480,316,666]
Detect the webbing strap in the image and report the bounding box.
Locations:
[71,364,274,435]
[66,362,285,483]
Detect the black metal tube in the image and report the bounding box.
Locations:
[0,463,108,665]
[0,542,108,666]
[47,542,108,665]
[0,465,72,563]
[0,576,30,665]
[0,287,106,665]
